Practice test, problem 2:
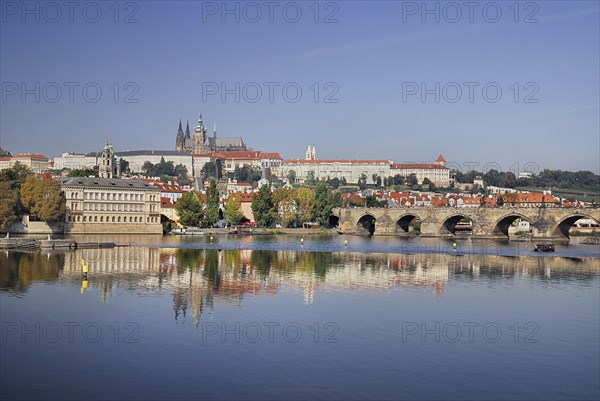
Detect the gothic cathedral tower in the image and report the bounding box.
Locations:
[175,120,185,152]
[193,114,208,154]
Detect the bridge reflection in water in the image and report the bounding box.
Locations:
[1,247,598,323]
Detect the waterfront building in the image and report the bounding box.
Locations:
[56,177,162,234]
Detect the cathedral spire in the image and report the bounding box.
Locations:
[185,121,191,138]
[178,119,183,133]
[213,123,217,139]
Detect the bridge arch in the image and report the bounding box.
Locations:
[396,214,421,235]
[328,215,340,228]
[356,214,376,235]
[554,213,600,238]
[441,214,473,235]
[492,213,532,237]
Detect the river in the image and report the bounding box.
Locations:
[1,235,599,400]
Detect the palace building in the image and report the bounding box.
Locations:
[57,176,162,234]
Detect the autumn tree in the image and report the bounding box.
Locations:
[0,182,20,231]
[175,191,204,227]
[274,186,297,227]
[224,195,245,225]
[295,187,315,224]
[19,177,65,223]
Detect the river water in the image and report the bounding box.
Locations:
[1,235,599,400]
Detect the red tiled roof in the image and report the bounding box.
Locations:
[436,154,446,162]
[391,163,448,170]
[153,182,184,193]
[212,151,263,160]
[260,152,283,159]
[14,153,48,160]
[161,197,175,208]
[228,192,256,202]
[286,159,391,164]
[516,193,560,204]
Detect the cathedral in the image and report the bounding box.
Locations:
[176,114,246,154]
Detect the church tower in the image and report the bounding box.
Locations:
[311,145,317,160]
[435,154,446,167]
[184,121,192,153]
[100,140,114,179]
[193,113,208,154]
[305,145,312,160]
[175,120,185,152]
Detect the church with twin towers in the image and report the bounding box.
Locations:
[176,113,247,154]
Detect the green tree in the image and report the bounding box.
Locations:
[327,177,340,189]
[251,184,276,228]
[496,195,505,207]
[204,180,220,227]
[224,195,245,225]
[392,174,404,186]
[365,195,386,208]
[313,182,341,227]
[358,174,368,190]
[119,158,130,175]
[407,173,418,188]
[175,191,204,227]
[201,162,217,178]
[286,169,297,184]
[0,163,33,190]
[68,168,98,177]
[305,170,316,186]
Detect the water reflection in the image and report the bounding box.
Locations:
[2,248,598,320]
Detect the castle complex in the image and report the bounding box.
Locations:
[176,114,246,154]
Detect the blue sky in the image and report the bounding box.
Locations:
[1,0,598,173]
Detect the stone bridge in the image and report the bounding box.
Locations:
[331,207,600,240]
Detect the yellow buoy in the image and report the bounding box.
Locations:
[81,259,89,274]
[344,239,348,247]
[80,279,88,294]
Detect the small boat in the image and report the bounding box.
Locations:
[172,227,205,236]
[534,243,555,252]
